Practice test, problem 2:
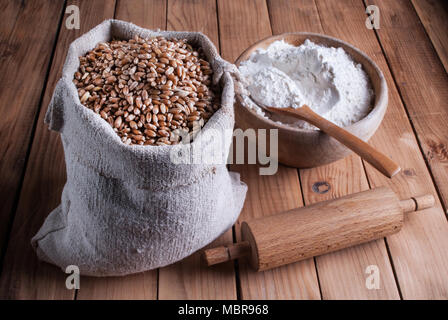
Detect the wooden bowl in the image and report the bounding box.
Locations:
[234,33,388,168]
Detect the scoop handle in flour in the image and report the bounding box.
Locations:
[267,106,401,178]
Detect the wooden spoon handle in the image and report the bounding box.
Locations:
[268,106,401,178]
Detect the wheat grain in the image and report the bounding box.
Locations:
[74,35,219,146]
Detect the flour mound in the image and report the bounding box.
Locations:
[238,40,374,129]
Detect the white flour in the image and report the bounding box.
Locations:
[238,40,374,129]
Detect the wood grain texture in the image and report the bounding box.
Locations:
[219,0,320,299]
[75,0,163,300]
[242,187,407,271]
[267,0,323,33]
[411,0,448,71]
[0,0,64,262]
[301,159,400,300]
[267,0,399,300]
[78,273,157,300]
[168,0,219,46]
[366,0,448,212]
[203,241,251,266]
[0,0,116,300]
[316,0,448,299]
[218,0,272,63]
[115,0,167,29]
[158,0,237,300]
[0,0,24,46]
[159,237,237,299]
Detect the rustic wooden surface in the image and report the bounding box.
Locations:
[0,0,447,300]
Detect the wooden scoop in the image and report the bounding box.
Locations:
[265,105,401,178]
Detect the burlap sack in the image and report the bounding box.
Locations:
[31,20,247,276]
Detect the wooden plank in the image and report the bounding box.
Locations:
[78,273,157,300]
[232,165,321,299]
[0,0,115,300]
[267,0,323,33]
[158,0,237,300]
[267,0,399,300]
[0,0,64,262]
[0,0,23,46]
[367,0,448,211]
[167,0,218,44]
[115,0,167,29]
[158,238,236,299]
[316,0,448,299]
[218,0,321,299]
[411,0,448,71]
[301,162,400,299]
[76,0,166,300]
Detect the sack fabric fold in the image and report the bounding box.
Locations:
[31,19,247,276]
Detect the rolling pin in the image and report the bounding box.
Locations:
[203,187,434,271]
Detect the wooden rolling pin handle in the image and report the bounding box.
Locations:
[202,241,251,266]
[400,194,435,213]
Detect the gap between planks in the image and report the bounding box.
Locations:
[411,0,448,73]
[0,0,68,298]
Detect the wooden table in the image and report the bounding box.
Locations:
[0,0,447,300]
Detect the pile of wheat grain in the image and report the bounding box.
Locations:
[73,35,219,146]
